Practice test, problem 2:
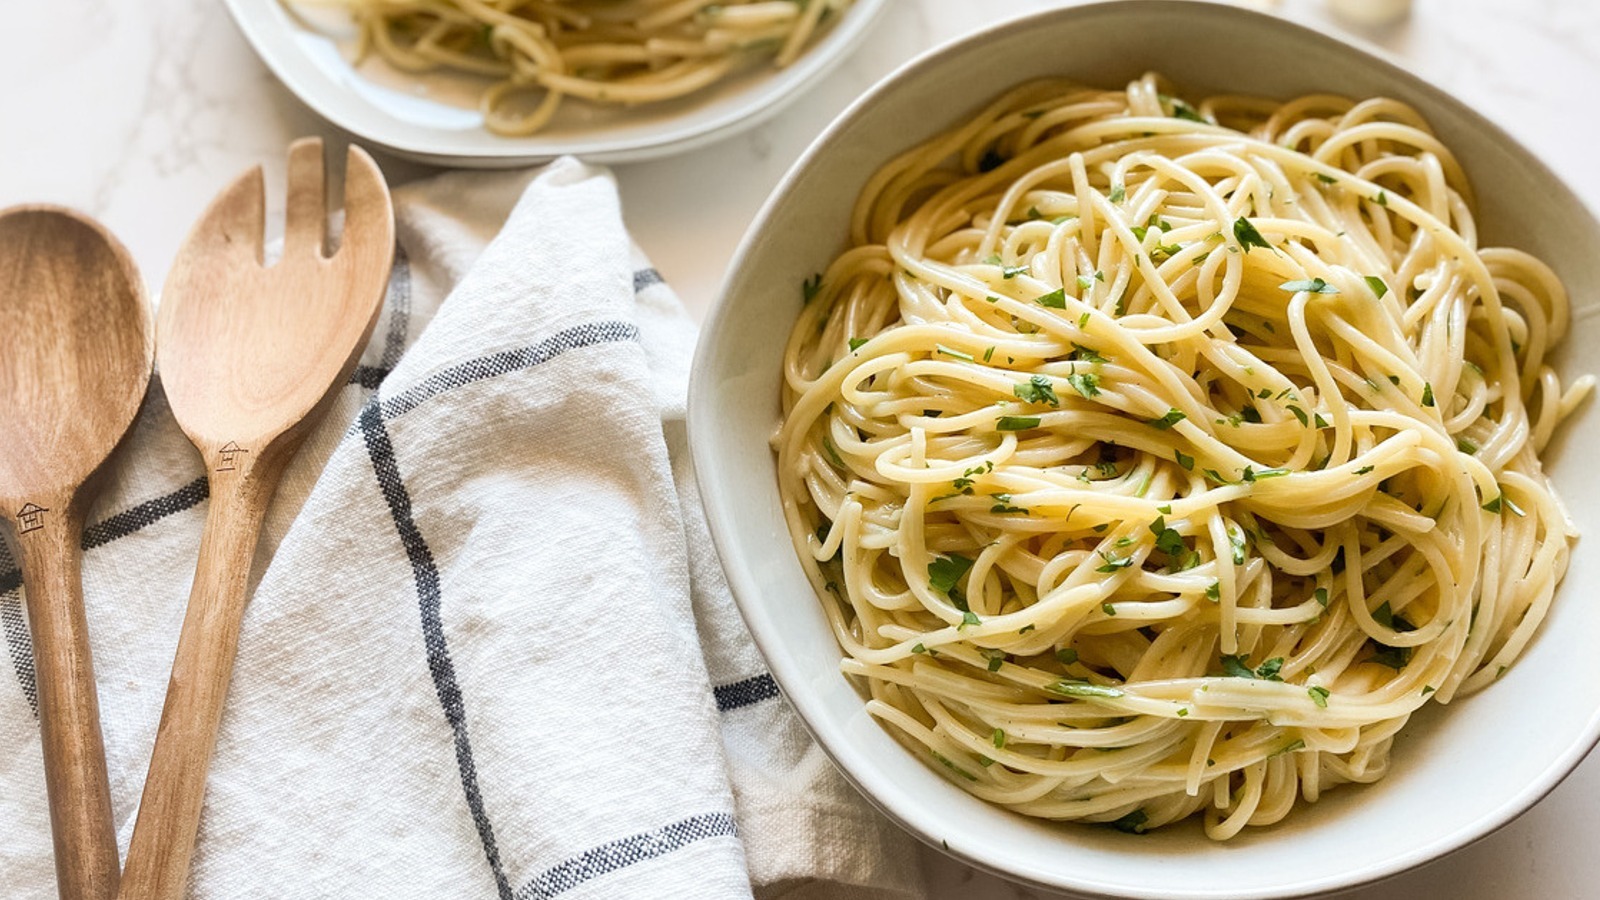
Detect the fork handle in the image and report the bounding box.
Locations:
[15,497,120,900]
[120,463,276,900]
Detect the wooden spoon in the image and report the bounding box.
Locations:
[119,139,394,900]
[0,206,153,900]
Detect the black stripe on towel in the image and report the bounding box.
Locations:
[359,319,643,897]
[632,267,664,293]
[359,400,513,900]
[379,321,639,420]
[349,243,414,390]
[1,476,211,715]
[514,812,738,900]
[713,673,780,712]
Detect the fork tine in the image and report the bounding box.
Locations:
[337,144,395,271]
[180,165,265,266]
[284,137,327,257]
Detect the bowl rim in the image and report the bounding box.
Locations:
[220,0,892,167]
[689,2,1600,897]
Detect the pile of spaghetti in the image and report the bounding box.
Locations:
[775,73,1591,839]
[303,0,855,135]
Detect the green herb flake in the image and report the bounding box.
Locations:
[1108,809,1149,834]
[1148,408,1186,430]
[983,346,995,363]
[1280,277,1339,294]
[1055,647,1079,666]
[1375,190,1388,207]
[802,273,823,303]
[1364,275,1389,298]
[821,435,846,470]
[1270,739,1306,758]
[1077,274,1095,291]
[1355,465,1375,475]
[960,611,981,629]
[1014,374,1060,407]
[1314,587,1329,608]
[997,415,1041,431]
[1175,450,1195,471]
[1101,602,1118,616]
[1233,217,1272,253]
[932,751,978,781]
[1109,183,1126,203]
[1456,437,1478,454]
[1205,581,1220,601]
[911,643,927,654]
[1049,679,1125,699]
[1096,551,1133,574]
[1077,311,1092,329]
[1287,405,1310,427]
[1313,172,1337,184]
[992,728,1007,749]
[1308,686,1330,708]
[1482,495,1503,514]
[848,337,868,352]
[1422,685,1436,696]
[936,344,975,362]
[1066,372,1102,398]
[1035,288,1067,309]
[928,554,975,594]
[1421,383,1435,407]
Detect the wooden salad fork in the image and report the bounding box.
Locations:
[0,207,152,900]
[119,138,394,900]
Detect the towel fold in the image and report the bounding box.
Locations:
[0,158,925,900]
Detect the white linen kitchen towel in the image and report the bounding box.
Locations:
[0,158,925,900]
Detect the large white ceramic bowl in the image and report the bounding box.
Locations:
[223,0,889,166]
[688,2,1600,898]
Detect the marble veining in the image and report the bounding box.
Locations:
[1,1,1597,897]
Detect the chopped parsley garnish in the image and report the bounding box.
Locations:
[821,435,846,470]
[1220,654,1285,681]
[1049,679,1125,699]
[1308,686,1330,708]
[911,643,926,654]
[1364,275,1389,298]
[1233,217,1273,252]
[1287,405,1309,427]
[1205,581,1220,601]
[802,273,823,303]
[928,554,975,594]
[1002,263,1028,279]
[1421,383,1435,407]
[1314,587,1329,608]
[1077,274,1095,291]
[935,344,974,362]
[1375,190,1388,207]
[1066,371,1102,398]
[1035,288,1067,308]
[1456,437,1478,454]
[992,728,1007,749]
[848,337,868,352]
[1056,647,1079,665]
[997,415,1041,431]
[1101,602,1118,616]
[1096,551,1133,573]
[932,751,978,781]
[1149,516,1187,558]
[1355,465,1375,475]
[1148,408,1186,429]
[983,346,995,363]
[1108,809,1150,834]
[1109,183,1126,203]
[984,650,1006,672]
[1228,526,1247,564]
[1069,344,1107,363]
[1312,172,1338,184]
[1280,277,1339,294]
[1269,739,1306,758]
[1175,450,1195,471]
[1014,374,1060,407]
[960,611,981,629]
[1481,494,1503,514]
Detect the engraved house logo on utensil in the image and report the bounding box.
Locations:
[216,442,248,472]
[16,503,47,534]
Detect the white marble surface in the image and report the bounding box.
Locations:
[3,0,1599,897]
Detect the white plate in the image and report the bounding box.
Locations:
[689,2,1600,898]
[222,0,889,167]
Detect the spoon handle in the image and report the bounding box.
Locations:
[13,500,120,900]
[120,467,275,900]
